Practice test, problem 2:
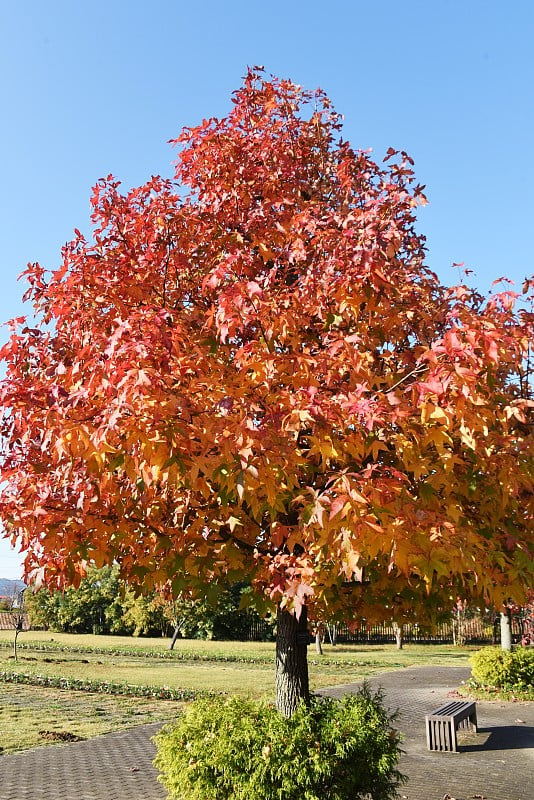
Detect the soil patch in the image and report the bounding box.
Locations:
[38,731,85,742]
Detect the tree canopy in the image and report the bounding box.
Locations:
[1,69,533,631]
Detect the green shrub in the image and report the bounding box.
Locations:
[153,687,403,800]
[470,646,534,690]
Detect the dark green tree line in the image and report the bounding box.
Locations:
[25,566,273,640]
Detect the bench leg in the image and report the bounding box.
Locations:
[426,718,457,752]
[470,709,478,733]
[458,710,478,734]
[425,716,432,750]
[450,722,458,752]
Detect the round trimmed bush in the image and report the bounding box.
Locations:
[153,687,404,800]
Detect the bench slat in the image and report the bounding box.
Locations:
[429,701,475,717]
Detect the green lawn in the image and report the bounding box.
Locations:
[0,632,477,754]
[0,629,476,664]
[0,683,182,754]
[1,633,475,694]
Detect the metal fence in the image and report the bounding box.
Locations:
[331,619,498,645]
[244,615,525,645]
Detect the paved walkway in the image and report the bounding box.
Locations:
[321,666,534,800]
[0,666,532,800]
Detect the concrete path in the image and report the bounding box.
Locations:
[0,666,532,799]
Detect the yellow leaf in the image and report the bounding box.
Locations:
[227,515,242,532]
[258,242,275,261]
[459,422,476,450]
[420,402,433,424]
[429,406,448,424]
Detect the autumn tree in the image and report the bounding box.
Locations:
[1,70,533,716]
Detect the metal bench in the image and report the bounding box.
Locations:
[425,700,477,752]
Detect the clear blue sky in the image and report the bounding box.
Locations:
[1,1,533,579]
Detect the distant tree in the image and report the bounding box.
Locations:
[391,621,403,650]
[57,565,124,633]
[26,566,126,634]
[520,591,534,646]
[160,582,272,646]
[501,593,534,650]
[165,593,219,643]
[1,70,532,716]
[25,585,62,630]
[7,587,26,660]
[500,607,513,651]
[121,589,168,637]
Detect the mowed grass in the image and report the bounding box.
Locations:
[0,631,476,753]
[0,633,474,694]
[0,630,278,660]
[1,651,277,694]
[0,683,182,754]
[0,629,476,665]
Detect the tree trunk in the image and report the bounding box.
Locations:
[14,626,21,661]
[500,610,512,651]
[168,623,181,650]
[275,605,310,717]
[326,624,337,646]
[393,621,403,650]
[315,630,323,655]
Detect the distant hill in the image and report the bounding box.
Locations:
[0,578,26,597]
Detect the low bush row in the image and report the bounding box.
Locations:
[0,640,273,663]
[0,669,203,701]
[0,640,380,668]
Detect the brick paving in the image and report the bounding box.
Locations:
[321,666,534,800]
[0,665,532,799]
[0,723,166,800]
